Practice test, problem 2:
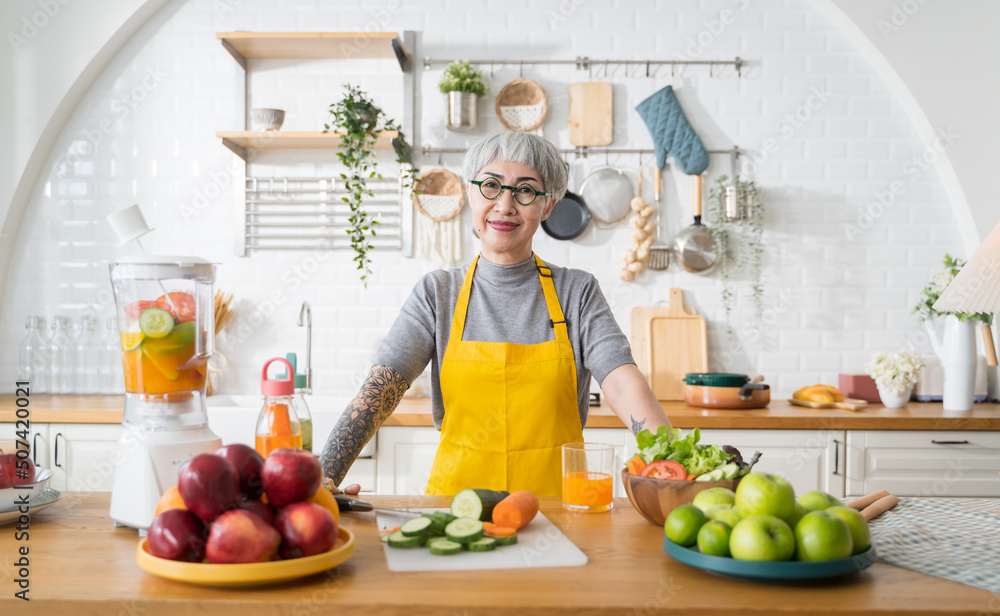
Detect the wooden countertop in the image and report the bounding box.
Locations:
[0,492,993,615]
[3,394,1000,431]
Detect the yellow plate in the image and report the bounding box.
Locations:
[136,526,355,586]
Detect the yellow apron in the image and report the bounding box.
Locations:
[425,254,583,497]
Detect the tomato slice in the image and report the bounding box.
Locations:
[157,292,196,323]
[124,300,174,320]
[639,460,687,480]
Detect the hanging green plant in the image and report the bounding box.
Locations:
[324,84,414,287]
[706,176,765,336]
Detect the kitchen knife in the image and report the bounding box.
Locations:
[334,494,421,516]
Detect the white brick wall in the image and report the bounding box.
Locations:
[0,0,967,399]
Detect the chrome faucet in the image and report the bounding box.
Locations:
[297,301,312,393]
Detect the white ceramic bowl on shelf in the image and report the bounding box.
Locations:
[250,108,285,131]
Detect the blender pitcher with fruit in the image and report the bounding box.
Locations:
[107,251,223,532]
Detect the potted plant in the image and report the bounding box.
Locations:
[911,253,993,410]
[864,349,925,408]
[324,85,413,287]
[706,176,764,337]
[439,60,488,131]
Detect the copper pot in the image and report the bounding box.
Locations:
[683,373,770,409]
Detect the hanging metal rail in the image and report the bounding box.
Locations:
[423,56,743,77]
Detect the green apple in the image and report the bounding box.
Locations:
[697,520,732,557]
[692,487,736,511]
[797,490,841,512]
[794,510,853,561]
[704,503,742,527]
[664,504,707,547]
[729,514,795,561]
[825,506,872,555]
[786,502,809,529]
[734,472,796,521]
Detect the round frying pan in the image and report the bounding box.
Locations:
[672,174,716,274]
[542,191,591,240]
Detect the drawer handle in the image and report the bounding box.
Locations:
[930,439,970,445]
[32,433,41,466]
[832,438,841,476]
[54,432,64,468]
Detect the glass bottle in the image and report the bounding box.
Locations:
[19,316,48,393]
[74,315,101,394]
[280,353,313,452]
[254,358,302,458]
[102,317,125,394]
[47,316,75,395]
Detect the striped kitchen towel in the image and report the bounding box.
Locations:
[867,497,1000,593]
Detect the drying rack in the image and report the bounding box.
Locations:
[240,172,412,253]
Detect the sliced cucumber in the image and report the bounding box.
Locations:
[431,511,458,525]
[386,531,423,548]
[491,534,517,547]
[400,516,432,537]
[444,517,484,544]
[380,533,391,544]
[138,307,174,339]
[450,489,510,521]
[429,540,463,556]
[465,537,496,552]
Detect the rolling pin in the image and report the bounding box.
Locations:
[846,490,889,510]
[860,494,899,521]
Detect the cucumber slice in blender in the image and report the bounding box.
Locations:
[138,307,174,339]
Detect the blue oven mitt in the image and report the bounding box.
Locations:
[635,86,709,175]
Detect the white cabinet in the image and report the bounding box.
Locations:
[699,429,846,498]
[47,423,123,492]
[845,430,1000,497]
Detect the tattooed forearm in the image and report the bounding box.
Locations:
[629,415,646,435]
[320,365,409,486]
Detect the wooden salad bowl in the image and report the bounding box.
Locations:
[621,470,742,527]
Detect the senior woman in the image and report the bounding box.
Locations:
[321,130,670,497]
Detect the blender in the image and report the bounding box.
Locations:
[106,206,222,532]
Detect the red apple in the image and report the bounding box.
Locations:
[147,509,207,562]
[238,499,276,525]
[0,453,36,488]
[261,448,322,508]
[205,509,281,564]
[216,444,265,500]
[275,502,338,559]
[177,453,241,523]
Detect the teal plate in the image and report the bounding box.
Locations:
[663,537,877,581]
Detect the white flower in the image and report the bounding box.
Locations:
[931,271,953,294]
[864,349,926,395]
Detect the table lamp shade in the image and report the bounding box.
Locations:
[932,218,1000,314]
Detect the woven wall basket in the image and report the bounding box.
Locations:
[495,78,548,131]
[412,168,466,222]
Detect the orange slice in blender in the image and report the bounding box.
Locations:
[141,322,196,381]
[121,322,145,351]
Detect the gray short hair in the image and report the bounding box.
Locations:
[463,131,568,202]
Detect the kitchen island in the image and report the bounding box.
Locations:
[0,492,995,615]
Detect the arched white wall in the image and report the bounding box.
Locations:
[813,0,1000,247]
[0,0,170,310]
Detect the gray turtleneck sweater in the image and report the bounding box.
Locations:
[374,254,635,429]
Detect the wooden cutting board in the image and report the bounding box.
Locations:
[631,288,708,401]
[568,82,613,146]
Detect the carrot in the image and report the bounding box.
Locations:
[483,522,517,537]
[626,454,647,476]
[491,490,539,530]
[379,526,401,535]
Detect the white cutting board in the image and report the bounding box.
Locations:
[376,508,588,572]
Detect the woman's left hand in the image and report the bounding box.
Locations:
[321,476,361,496]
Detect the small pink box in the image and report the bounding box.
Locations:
[838,374,881,403]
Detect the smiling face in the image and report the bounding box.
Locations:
[469,160,556,265]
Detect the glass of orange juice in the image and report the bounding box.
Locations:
[562,442,614,513]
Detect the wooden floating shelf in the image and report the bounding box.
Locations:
[216,32,408,65]
[217,131,398,159]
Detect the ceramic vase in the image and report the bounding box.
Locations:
[877,383,913,409]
